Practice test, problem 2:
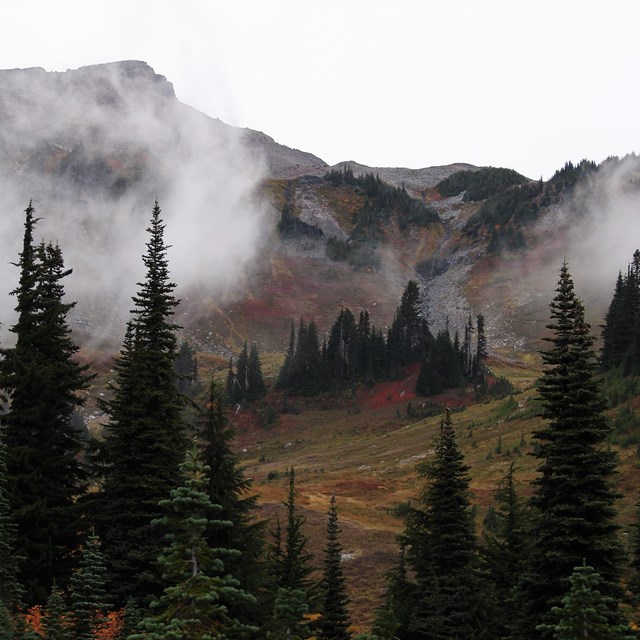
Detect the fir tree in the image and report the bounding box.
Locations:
[482,463,530,639]
[69,534,109,640]
[0,424,21,611]
[537,562,634,640]
[318,496,351,640]
[43,585,71,640]
[198,381,266,626]
[0,204,91,603]
[276,320,296,390]
[475,313,487,380]
[268,588,310,640]
[96,201,187,605]
[401,409,482,638]
[0,600,13,640]
[247,344,267,401]
[517,263,625,638]
[271,469,316,608]
[130,446,256,640]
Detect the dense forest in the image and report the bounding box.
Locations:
[1,198,640,640]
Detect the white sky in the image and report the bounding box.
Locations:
[1,0,638,179]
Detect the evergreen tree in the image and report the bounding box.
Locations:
[0,600,13,640]
[401,410,482,638]
[69,533,109,640]
[537,562,634,640]
[130,446,255,640]
[270,469,316,612]
[0,424,21,611]
[324,309,359,388]
[517,263,625,638]
[318,496,351,640]
[97,201,187,605]
[198,381,266,626]
[372,549,412,640]
[247,344,267,401]
[475,313,487,380]
[482,463,530,638]
[276,320,296,390]
[268,588,310,640]
[174,340,200,397]
[0,204,91,603]
[43,585,71,640]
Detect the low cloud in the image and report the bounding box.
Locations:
[0,61,268,344]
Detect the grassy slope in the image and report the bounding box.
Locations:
[226,356,617,630]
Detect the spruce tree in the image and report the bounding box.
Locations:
[0,204,91,603]
[537,562,634,640]
[97,201,187,605]
[69,534,109,640]
[517,262,625,638]
[130,446,256,640]
[43,585,71,640]
[269,588,310,640]
[198,381,266,626]
[401,409,482,638]
[318,496,351,640]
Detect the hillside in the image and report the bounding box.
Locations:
[3,61,640,631]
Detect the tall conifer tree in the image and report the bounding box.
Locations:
[318,496,351,640]
[0,203,91,603]
[198,381,266,626]
[400,410,481,639]
[97,201,187,605]
[517,263,624,638]
[130,447,255,640]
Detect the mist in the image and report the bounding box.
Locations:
[0,61,268,346]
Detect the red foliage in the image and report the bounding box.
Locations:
[358,363,420,409]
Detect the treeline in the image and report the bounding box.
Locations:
[275,280,491,397]
[601,249,640,375]
[325,167,439,231]
[438,158,613,253]
[436,166,529,201]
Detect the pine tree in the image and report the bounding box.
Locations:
[401,409,482,638]
[69,534,109,640]
[537,562,634,640]
[517,262,625,638]
[318,496,351,640]
[96,201,187,605]
[0,204,92,603]
[130,446,256,640]
[198,381,266,626]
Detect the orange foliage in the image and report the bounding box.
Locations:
[95,608,126,640]
[25,605,44,635]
